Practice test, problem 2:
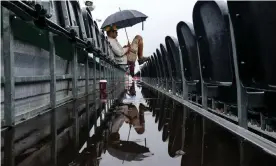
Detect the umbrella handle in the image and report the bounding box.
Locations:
[122,124,131,164]
[127,124,132,141]
[124,28,130,44]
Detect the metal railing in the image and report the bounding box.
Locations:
[1,1,127,166]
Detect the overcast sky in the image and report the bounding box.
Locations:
[81,0,197,71]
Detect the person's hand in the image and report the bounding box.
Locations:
[126,47,132,54]
[129,47,135,53]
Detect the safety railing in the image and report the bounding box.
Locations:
[141,0,276,157]
[1,1,126,166]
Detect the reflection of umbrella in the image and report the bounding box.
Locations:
[101,10,148,30]
[107,140,153,161]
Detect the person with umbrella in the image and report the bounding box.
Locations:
[105,25,148,76]
[102,9,149,77]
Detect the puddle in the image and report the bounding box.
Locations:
[55,81,276,165]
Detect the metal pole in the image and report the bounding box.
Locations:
[229,18,248,129]
[72,44,79,149]
[99,59,102,122]
[49,32,57,166]
[110,66,112,89]
[195,40,207,166]
[108,65,111,108]
[111,65,113,107]
[178,46,188,152]
[85,55,90,129]
[104,63,110,109]
[201,118,206,166]
[103,62,106,81]
[3,8,15,130]
[93,56,97,132]
[106,64,109,92]
[107,65,113,106]
[172,78,176,95]
[239,139,246,166]
[99,59,102,80]
[112,66,115,100]
[3,8,15,166]
[166,78,169,92]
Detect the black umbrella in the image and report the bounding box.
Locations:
[101,9,148,42]
[101,9,148,29]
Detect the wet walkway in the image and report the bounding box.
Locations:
[60,80,276,166]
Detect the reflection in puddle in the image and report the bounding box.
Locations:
[61,81,276,166]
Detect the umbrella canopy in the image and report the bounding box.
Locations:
[101,10,148,30]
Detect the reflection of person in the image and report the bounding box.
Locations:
[111,103,145,135]
[106,103,152,161]
[126,104,145,134]
[127,81,136,96]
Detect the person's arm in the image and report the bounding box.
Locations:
[110,39,129,57]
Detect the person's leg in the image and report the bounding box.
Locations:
[127,60,135,77]
[139,103,150,112]
[130,35,148,65]
[135,108,145,134]
[128,35,148,65]
[132,35,143,59]
[131,35,144,58]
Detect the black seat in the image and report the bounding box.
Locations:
[82,7,97,51]
[148,56,157,82]
[145,60,152,82]
[93,21,103,54]
[176,22,200,84]
[153,52,163,86]
[71,0,88,39]
[140,62,147,78]
[165,36,183,95]
[53,0,87,62]
[228,1,276,128]
[193,1,234,86]
[159,45,170,80]
[100,31,108,56]
[176,21,201,101]
[160,44,173,91]
[228,1,276,91]
[145,59,152,81]
[9,1,87,63]
[156,49,167,89]
[193,0,267,128]
[193,1,237,110]
[152,53,161,86]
